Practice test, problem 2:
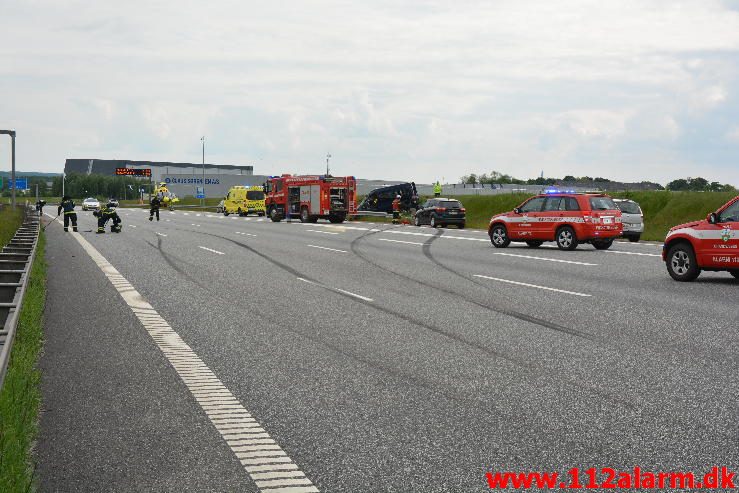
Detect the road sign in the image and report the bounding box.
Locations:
[196,186,205,199]
[10,178,27,190]
[116,168,151,177]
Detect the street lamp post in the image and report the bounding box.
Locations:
[326,152,331,176]
[0,130,16,207]
[201,136,205,206]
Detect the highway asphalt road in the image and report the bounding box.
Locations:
[37,207,738,492]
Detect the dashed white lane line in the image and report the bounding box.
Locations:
[129,224,137,228]
[191,223,202,227]
[492,252,597,266]
[155,232,167,237]
[474,274,592,297]
[296,277,373,302]
[235,232,258,237]
[306,229,339,235]
[307,244,348,253]
[377,238,424,246]
[46,216,319,493]
[605,250,662,257]
[199,246,225,255]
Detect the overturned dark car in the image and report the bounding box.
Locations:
[358,182,420,213]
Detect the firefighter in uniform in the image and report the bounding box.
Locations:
[58,195,78,232]
[434,181,442,197]
[36,199,46,216]
[94,201,122,233]
[149,195,161,221]
[392,194,401,224]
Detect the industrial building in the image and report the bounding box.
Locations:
[63,158,266,198]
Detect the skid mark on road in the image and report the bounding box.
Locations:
[59,226,320,493]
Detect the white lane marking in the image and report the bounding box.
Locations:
[199,246,225,255]
[307,244,347,253]
[155,232,167,237]
[183,212,190,216]
[231,217,239,220]
[45,215,318,493]
[605,250,661,257]
[196,213,202,217]
[296,277,373,302]
[235,232,257,237]
[191,223,202,227]
[377,238,424,246]
[166,219,171,222]
[306,229,339,235]
[492,252,597,266]
[129,224,137,228]
[615,240,661,248]
[474,274,592,297]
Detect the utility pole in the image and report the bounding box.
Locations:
[201,136,205,206]
[0,130,16,207]
[326,152,331,176]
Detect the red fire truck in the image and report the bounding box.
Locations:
[264,174,357,223]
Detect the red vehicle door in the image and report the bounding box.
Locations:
[701,198,739,269]
[539,196,568,239]
[513,196,546,240]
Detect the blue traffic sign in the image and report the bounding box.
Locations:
[10,178,27,190]
[196,186,205,199]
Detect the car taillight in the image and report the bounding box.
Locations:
[436,207,447,212]
[460,208,466,212]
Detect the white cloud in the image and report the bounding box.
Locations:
[1,0,739,185]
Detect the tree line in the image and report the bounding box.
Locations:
[459,170,735,192]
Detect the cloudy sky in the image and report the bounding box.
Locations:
[2,0,739,185]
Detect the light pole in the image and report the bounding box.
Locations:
[326,152,331,176]
[201,136,205,206]
[0,130,16,207]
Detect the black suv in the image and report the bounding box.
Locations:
[414,198,466,228]
[358,182,419,213]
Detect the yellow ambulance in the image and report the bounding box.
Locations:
[223,185,266,216]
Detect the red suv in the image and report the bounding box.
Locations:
[488,192,623,250]
[662,196,739,281]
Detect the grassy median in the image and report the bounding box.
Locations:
[0,231,46,492]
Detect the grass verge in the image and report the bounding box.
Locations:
[0,206,24,248]
[0,231,47,492]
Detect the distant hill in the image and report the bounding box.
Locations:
[0,171,59,178]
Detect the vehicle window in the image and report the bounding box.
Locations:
[565,197,580,211]
[616,201,641,214]
[588,196,617,211]
[718,201,739,223]
[543,197,562,211]
[274,181,283,193]
[246,191,264,200]
[378,191,394,199]
[439,200,461,208]
[519,197,546,213]
[424,200,434,208]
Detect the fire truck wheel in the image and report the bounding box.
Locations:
[489,224,510,248]
[300,207,310,223]
[556,226,579,251]
[223,211,229,216]
[526,240,543,248]
[666,243,700,282]
[269,208,282,222]
[730,270,739,279]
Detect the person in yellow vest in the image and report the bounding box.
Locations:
[433,181,442,197]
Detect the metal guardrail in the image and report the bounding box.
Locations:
[0,207,39,389]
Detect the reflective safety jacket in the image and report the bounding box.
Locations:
[433,183,442,194]
[58,199,75,215]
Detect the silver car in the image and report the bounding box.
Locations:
[81,197,100,211]
[613,198,644,242]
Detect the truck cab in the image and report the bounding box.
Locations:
[663,196,739,281]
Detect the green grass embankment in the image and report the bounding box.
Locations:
[0,206,25,247]
[0,231,46,492]
[355,191,737,241]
